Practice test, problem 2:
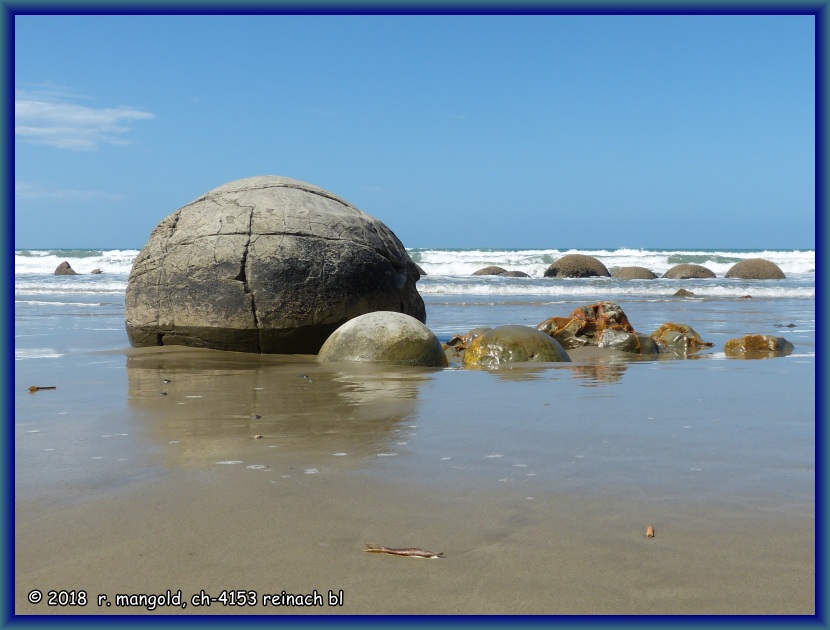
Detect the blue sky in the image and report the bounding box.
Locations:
[14,13,815,250]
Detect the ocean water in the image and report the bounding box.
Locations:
[14,247,816,353]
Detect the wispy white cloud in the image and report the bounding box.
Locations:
[14,89,154,151]
[15,181,123,201]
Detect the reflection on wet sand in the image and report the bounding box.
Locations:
[126,346,437,468]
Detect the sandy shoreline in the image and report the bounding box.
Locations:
[15,345,815,615]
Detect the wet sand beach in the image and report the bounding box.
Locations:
[15,342,815,615]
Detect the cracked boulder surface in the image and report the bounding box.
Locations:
[125,175,426,354]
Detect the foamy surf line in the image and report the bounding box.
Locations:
[417,281,814,299]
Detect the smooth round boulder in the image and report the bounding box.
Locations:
[612,266,657,280]
[662,264,716,279]
[544,254,610,278]
[317,311,447,367]
[725,258,785,280]
[463,325,571,367]
[125,176,425,354]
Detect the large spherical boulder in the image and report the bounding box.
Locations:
[317,311,447,367]
[662,264,716,279]
[725,258,785,279]
[125,176,425,354]
[612,266,657,280]
[463,325,571,367]
[544,254,610,278]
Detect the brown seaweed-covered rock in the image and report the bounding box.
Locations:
[662,264,716,279]
[446,327,493,350]
[463,325,571,367]
[54,261,78,275]
[725,258,785,280]
[724,334,794,358]
[317,311,447,367]
[596,329,662,355]
[472,266,508,276]
[612,266,658,280]
[544,254,610,278]
[537,301,635,348]
[651,322,714,356]
[125,176,425,354]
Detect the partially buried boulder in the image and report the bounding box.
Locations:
[663,264,716,279]
[724,258,785,280]
[317,311,447,367]
[125,176,425,354]
[472,266,508,276]
[544,254,610,278]
[612,266,657,280]
[54,261,78,275]
[463,325,571,367]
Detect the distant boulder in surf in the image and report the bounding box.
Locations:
[662,264,716,279]
[501,270,530,277]
[317,311,447,367]
[673,288,696,297]
[472,266,508,276]
[462,325,571,367]
[90,268,103,274]
[543,254,610,278]
[54,261,78,275]
[723,334,793,358]
[724,258,785,280]
[612,266,657,280]
[125,175,425,354]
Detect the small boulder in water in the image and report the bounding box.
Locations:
[651,322,713,356]
[596,329,662,355]
[723,334,793,358]
[463,325,571,367]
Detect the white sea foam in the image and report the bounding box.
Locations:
[15,348,64,360]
